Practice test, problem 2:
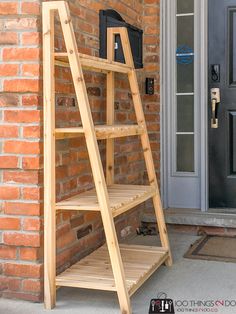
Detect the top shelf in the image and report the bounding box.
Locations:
[54,52,132,74]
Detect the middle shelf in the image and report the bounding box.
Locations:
[56,184,156,217]
[55,124,145,140]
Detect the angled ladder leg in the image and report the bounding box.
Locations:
[57,3,131,313]
[117,27,172,266]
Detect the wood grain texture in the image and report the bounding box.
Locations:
[42,2,56,309]
[56,244,169,296]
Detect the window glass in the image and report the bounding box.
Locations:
[177,96,194,132]
[177,135,194,172]
[177,0,194,14]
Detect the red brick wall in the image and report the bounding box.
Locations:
[0,0,160,301]
[0,0,43,301]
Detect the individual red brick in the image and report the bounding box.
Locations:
[56,223,71,239]
[0,32,17,45]
[22,156,43,170]
[4,79,40,93]
[0,277,21,291]
[0,217,20,230]
[4,233,40,248]
[0,125,18,138]
[4,263,42,278]
[22,187,42,201]
[57,231,76,250]
[4,140,41,154]
[0,3,18,15]
[0,186,20,200]
[3,170,40,184]
[22,32,40,45]
[8,278,21,291]
[23,125,41,138]
[0,64,18,76]
[4,110,41,123]
[0,276,8,291]
[84,212,100,223]
[21,2,40,15]
[4,18,38,30]
[22,279,41,293]
[20,247,39,261]
[22,64,40,77]
[23,218,41,231]
[0,94,19,107]
[56,249,72,268]
[0,245,17,259]
[0,156,18,169]
[3,202,41,216]
[3,48,40,61]
[22,95,40,107]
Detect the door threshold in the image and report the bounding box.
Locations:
[142,208,236,228]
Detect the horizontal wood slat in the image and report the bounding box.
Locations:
[54,52,132,73]
[55,124,145,140]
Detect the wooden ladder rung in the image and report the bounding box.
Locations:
[54,52,132,74]
[55,125,145,140]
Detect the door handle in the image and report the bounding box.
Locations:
[210,88,220,128]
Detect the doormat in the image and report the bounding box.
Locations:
[184,235,236,263]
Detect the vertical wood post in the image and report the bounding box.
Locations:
[43,2,56,309]
[106,29,115,185]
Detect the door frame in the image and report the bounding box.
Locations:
[160,0,209,211]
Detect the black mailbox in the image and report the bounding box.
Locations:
[99,9,143,69]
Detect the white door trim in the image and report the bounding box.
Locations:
[160,0,208,211]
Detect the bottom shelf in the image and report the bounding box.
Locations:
[56,243,169,296]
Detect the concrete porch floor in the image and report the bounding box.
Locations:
[1,232,236,314]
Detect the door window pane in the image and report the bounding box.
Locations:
[177,134,194,172]
[177,0,194,14]
[177,96,194,132]
[177,16,194,48]
[177,62,194,93]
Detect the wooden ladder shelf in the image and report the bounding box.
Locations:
[43,2,172,313]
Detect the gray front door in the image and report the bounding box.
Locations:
[208,0,236,208]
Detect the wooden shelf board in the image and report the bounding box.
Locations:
[55,124,144,140]
[56,243,169,294]
[54,52,132,74]
[55,184,156,217]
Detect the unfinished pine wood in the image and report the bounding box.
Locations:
[56,184,155,217]
[55,52,132,73]
[55,124,144,140]
[43,3,56,310]
[106,28,115,185]
[56,244,169,295]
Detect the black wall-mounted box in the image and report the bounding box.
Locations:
[99,9,143,69]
